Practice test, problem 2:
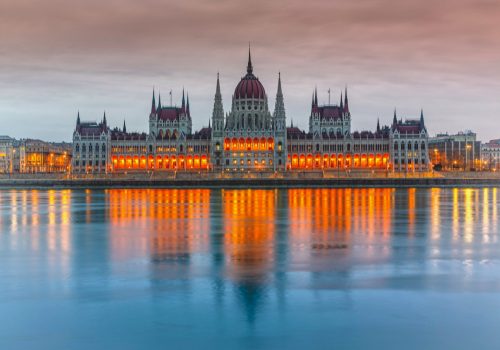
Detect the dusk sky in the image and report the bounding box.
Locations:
[1,0,499,142]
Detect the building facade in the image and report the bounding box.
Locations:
[0,136,15,173]
[481,139,500,171]
[72,50,430,175]
[428,131,481,170]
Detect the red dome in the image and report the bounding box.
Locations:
[233,48,266,100]
[234,75,266,100]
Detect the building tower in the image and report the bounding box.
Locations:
[211,73,225,170]
[273,72,287,171]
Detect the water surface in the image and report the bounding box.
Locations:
[1,188,500,349]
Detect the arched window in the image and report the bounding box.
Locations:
[102,144,106,152]
[76,144,80,152]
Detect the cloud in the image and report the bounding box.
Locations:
[0,0,499,140]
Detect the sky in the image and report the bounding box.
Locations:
[1,0,499,142]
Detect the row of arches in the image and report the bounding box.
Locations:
[111,154,209,170]
[224,137,274,151]
[288,153,390,169]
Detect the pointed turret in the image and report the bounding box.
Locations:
[211,72,224,135]
[157,92,162,111]
[151,89,156,114]
[393,109,397,126]
[181,89,185,110]
[344,86,349,112]
[216,72,222,99]
[103,111,107,126]
[340,92,344,109]
[314,87,318,106]
[123,120,127,133]
[420,109,426,131]
[273,72,286,133]
[311,91,315,108]
[277,71,283,97]
[247,44,253,75]
[376,118,380,133]
[186,92,190,117]
[76,111,81,126]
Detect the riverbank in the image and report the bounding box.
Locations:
[0,176,499,189]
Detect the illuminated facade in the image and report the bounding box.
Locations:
[0,136,14,173]
[71,49,430,174]
[481,139,500,171]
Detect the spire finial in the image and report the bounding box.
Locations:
[277,72,282,96]
[216,72,221,96]
[151,88,156,113]
[247,43,253,75]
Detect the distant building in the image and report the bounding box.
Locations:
[481,139,500,171]
[72,49,430,174]
[18,139,72,173]
[428,131,481,170]
[0,136,15,173]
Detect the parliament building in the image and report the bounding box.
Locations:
[72,49,430,175]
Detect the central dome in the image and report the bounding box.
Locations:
[233,49,266,100]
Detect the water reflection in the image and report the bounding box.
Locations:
[1,187,500,345]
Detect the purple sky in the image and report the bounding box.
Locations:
[1,0,499,142]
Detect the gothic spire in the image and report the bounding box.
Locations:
[277,71,283,97]
[211,72,224,133]
[420,109,426,130]
[76,111,80,126]
[377,118,380,132]
[186,92,190,117]
[393,108,397,126]
[340,92,344,109]
[344,86,349,112]
[157,91,162,111]
[123,120,127,133]
[247,43,253,75]
[151,89,156,114]
[314,87,318,106]
[182,89,185,110]
[216,72,221,98]
[103,111,107,126]
[274,72,285,125]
